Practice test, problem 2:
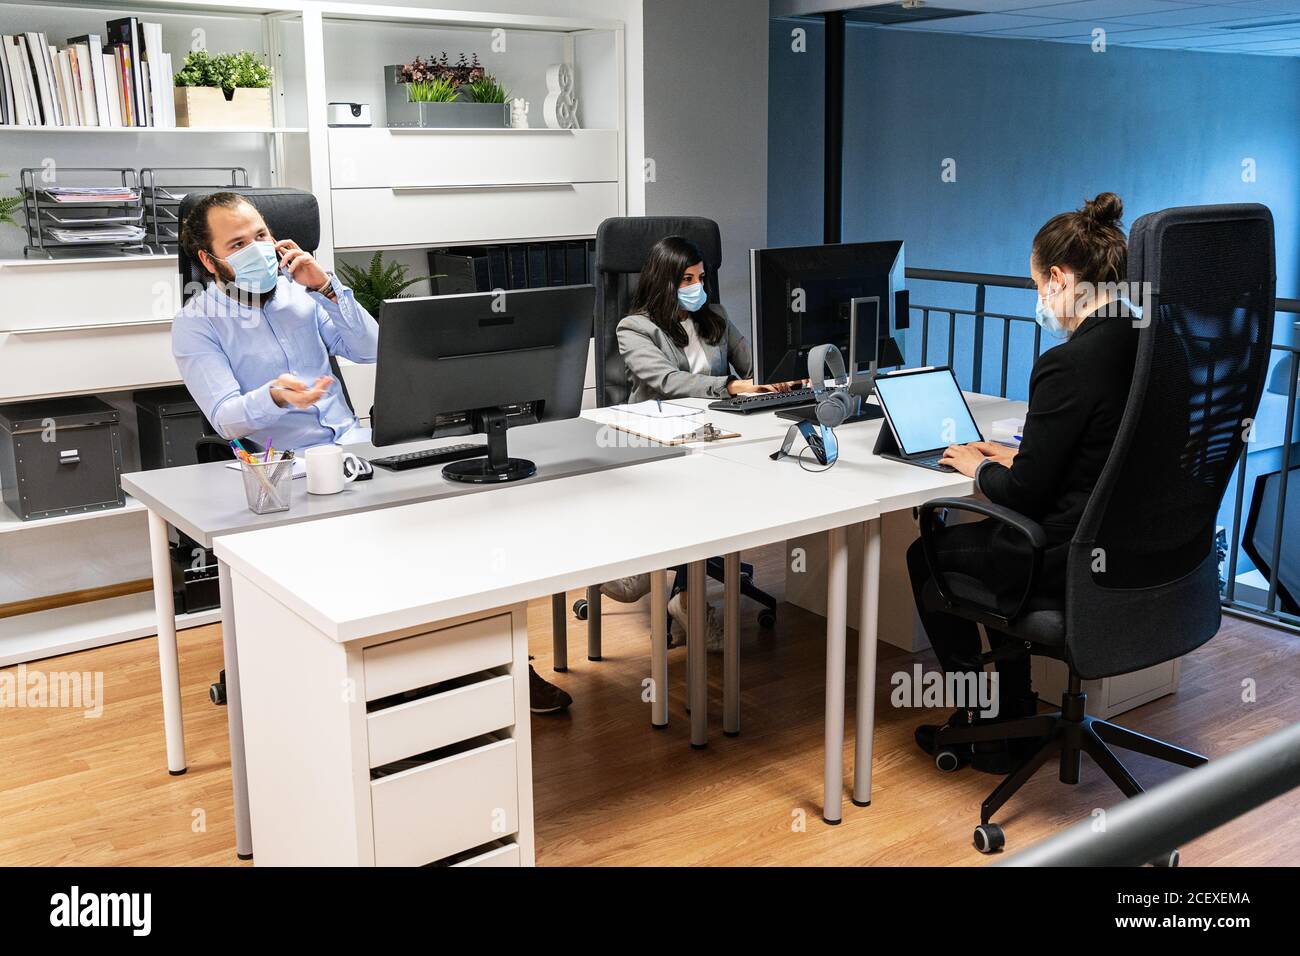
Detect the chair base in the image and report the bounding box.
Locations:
[935,684,1207,841]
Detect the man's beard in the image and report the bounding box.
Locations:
[212,260,279,309]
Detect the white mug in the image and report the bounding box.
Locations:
[306,445,362,495]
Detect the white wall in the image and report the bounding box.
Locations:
[641,0,769,329]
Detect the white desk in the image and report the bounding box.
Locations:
[215,453,883,864]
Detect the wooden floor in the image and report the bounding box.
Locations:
[3,543,1298,867]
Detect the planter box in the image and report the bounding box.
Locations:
[174,86,273,128]
[384,66,508,129]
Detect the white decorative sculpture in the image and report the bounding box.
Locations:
[543,63,579,130]
[510,97,531,129]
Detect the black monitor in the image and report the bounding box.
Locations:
[372,285,594,483]
[751,240,908,387]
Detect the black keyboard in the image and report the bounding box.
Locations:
[709,388,817,415]
[370,443,486,472]
[910,453,956,473]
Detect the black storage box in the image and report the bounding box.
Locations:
[0,396,125,521]
[135,386,214,471]
[170,532,221,615]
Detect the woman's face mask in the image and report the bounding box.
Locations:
[1035,271,1069,339]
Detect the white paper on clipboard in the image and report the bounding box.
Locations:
[608,400,704,419]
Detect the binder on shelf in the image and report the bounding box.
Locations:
[526,244,549,288]
[547,243,566,287]
[486,246,509,291]
[564,241,587,285]
[507,245,529,289]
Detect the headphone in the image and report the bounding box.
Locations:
[808,344,857,428]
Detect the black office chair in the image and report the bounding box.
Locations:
[1242,465,1300,615]
[569,216,777,659]
[177,187,345,706]
[918,203,1276,858]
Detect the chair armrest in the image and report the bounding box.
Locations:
[917,497,1048,626]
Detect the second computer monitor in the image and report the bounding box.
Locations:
[751,240,907,386]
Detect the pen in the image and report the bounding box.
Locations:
[656,399,662,413]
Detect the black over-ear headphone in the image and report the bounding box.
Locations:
[808,344,856,428]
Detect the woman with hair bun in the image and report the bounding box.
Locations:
[908,193,1141,771]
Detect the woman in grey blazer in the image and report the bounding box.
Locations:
[604,237,801,645]
[617,236,799,402]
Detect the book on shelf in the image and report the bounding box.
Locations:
[0,17,176,128]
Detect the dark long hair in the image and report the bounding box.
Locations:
[630,236,725,348]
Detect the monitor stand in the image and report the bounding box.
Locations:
[442,409,537,484]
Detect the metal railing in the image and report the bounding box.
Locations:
[999,719,1300,866]
[906,266,1300,633]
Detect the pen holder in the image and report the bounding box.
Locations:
[240,458,294,515]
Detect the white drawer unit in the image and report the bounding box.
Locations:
[328,128,620,189]
[371,736,519,867]
[366,672,515,768]
[229,573,535,867]
[363,614,513,701]
[331,181,620,250]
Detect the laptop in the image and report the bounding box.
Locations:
[872,366,983,472]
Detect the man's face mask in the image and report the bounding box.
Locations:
[211,240,280,295]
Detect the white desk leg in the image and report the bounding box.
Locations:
[824,525,848,825]
[688,560,708,749]
[854,519,881,808]
[551,593,568,672]
[650,570,669,729]
[147,509,186,775]
[586,584,602,661]
[217,560,254,860]
[723,552,740,738]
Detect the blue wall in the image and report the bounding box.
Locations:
[769,19,1300,399]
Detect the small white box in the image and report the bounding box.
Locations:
[327,102,371,127]
[989,417,1025,446]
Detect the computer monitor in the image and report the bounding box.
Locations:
[372,285,594,484]
[751,240,908,387]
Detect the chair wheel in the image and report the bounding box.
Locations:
[572,599,589,621]
[1150,849,1180,868]
[758,609,776,629]
[973,823,1005,854]
[935,748,963,772]
[209,682,227,706]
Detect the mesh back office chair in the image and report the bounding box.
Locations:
[1242,466,1300,614]
[568,217,777,661]
[177,187,347,706]
[918,204,1276,857]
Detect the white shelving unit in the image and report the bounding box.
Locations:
[0,0,635,665]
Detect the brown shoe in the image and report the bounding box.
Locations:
[529,665,573,714]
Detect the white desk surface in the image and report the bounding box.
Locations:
[703,396,1028,514]
[215,453,881,643]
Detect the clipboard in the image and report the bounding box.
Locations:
[606,417,739,445]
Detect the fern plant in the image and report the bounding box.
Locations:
[0,173,22,230]
[336,251,439,317]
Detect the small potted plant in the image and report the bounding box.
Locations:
[0,174,21,231]
[174,50,274,128]
[336,251,440,318]
[384,53,509,128]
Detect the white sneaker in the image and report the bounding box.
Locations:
[599,574,651,603]
[668,591,725,653]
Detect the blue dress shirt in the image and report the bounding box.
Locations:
[172,274,379,452]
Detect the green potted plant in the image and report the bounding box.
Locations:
[0,174,22,231]
[173,50,274,128]
[336,251,440,318]
[385,53,509,128]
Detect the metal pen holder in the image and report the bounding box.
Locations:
[240,458,294,515]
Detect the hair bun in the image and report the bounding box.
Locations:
[1082,192,1123,227]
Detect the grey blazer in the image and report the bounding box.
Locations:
[617,304,754,402]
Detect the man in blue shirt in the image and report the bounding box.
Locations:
[173,192,377,451]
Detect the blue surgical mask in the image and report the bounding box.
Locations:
[218,240,280,294]
[1035,282,1068,339]
[677,282,707,313]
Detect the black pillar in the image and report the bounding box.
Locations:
[824,10,845,245]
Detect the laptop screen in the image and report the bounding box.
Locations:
[874,368,981,456]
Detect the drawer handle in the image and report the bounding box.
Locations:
[9,319,173,336]
[390,184,578,195]
[59,449,80,465]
